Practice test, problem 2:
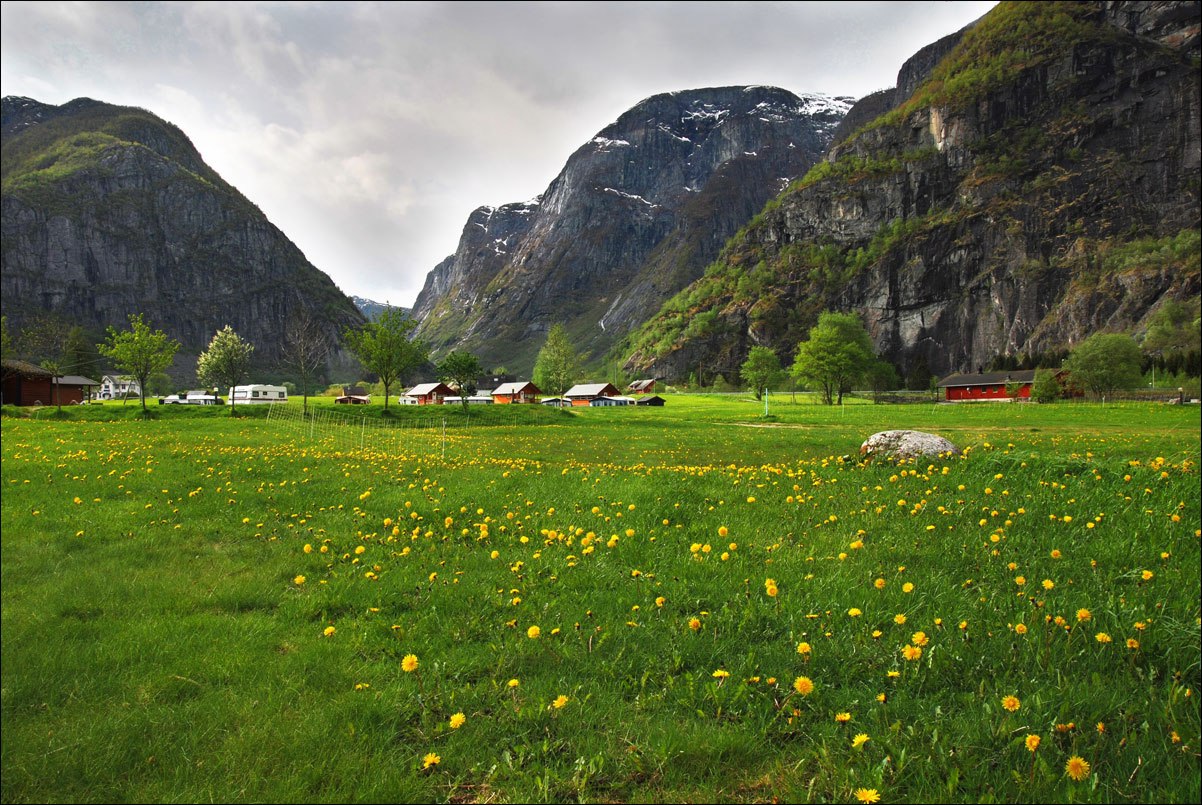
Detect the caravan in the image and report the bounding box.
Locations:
[228,384,288,404]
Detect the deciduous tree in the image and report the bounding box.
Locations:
[97,314,180,414]
[740,346,783,401]
[438,350,484,413]
[343,308,427,411]
[197,326,255,415]
[1063,333,1142,399]
[533,324,580,398]
[790,312,876,405]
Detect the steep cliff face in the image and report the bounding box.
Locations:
[624,1,1200,383]
[412,86,852,372]
[1,97,365,377]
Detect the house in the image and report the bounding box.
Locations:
[403,382,453,405]
[635,394,666,406]
[563,383,620,406]
[492,381,541,404]
[628,379,656,394]
[336,385,371,404]
[2,359,56,406]
[936,370,1037,401]
[98,375,141,400]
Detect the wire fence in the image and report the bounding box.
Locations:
[265,402,454,457]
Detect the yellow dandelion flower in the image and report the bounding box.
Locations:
[874,578,886,589]
[1001,695,1021,712]
[797,641,812,656]
[689,617,702,631]
[854,788,881,804]
[902,644,922,661]
[835,712,852,723]
[323,626,336,637]
[449,712,466,729]
[1095,632,1112,643]
[712,669,731,679]
[902,582,914,593]
[294,575,306,585]
[718,526,729,537]
[422,752,441,770]
[1014,623,1027,635]
[852,733,870,748]
[1141,570,1154,581]
[894,614,907,625]
[402,654,419,673]
[507,678,520,688]
[1025,734,1041,752]
[527,625,541,639]
[1076,608,1092,622]
[1065,755,1091,782]
[848,608,863,617]
[1042,579,1054,590]
[793,676,815,696]
[911,631,929,647]
[552,694,570,709]
[1126,638,1140,650]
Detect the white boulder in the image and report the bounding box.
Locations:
[860,430,960,461]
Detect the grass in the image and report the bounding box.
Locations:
[2,395,1199,803]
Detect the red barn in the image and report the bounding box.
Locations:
[937,370,1036,401]
[492,381,541,404]
[403,382,453,405]
[2,359,56,406]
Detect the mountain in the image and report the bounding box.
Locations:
[411,86,853,372]
[351,296,409,321]
[623,1,1201,384]
[1,96,366,378]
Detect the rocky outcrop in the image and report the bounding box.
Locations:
[1,97,365,379]
[625,1,1200,384]
[412,86,852,372]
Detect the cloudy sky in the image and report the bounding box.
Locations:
[1,1,997,308]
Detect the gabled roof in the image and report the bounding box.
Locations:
[406,382,452,396]
[564,383,618,397]
[55,375,100,386]
[937,370,1038,388]
[2,359,54,378]
[493,381,541,396]
[628,379,655,391]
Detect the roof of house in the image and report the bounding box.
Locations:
[2,359,55,378]
[565,383,618,397]
[55,375,100,386]
[493,381,540,395]
[628,379,655,391]
[937,370,1039,388]
[406,382,452,396]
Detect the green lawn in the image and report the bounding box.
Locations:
[2,396,1199,803]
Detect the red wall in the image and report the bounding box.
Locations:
[945,383,1032,401]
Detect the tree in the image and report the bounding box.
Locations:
[1063,333,1143,399]
[343,308,427,411]
[0,316,11,363]
[533,324,580,398]
[866,359,900,404]
[97,314,180,414]
[1031,370,1063,403]
[196,326,255,416]
[438,350,484,414]
[740,346,783,400]
[790,312,876,405]
[281,308,332,415]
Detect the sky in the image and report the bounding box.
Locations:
[1,1,998,308]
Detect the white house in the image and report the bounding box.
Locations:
[99,375,141,400]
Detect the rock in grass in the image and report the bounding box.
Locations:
[860,430,960,461]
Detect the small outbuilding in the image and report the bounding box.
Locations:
[2,359,56,406]
[635,394,666,406]
[628,379,656,394]
[540,397,571,407]
[589,395,635,407]
[54,375,101,405]
[336,385,371,404]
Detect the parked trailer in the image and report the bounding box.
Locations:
[228,384,288,404]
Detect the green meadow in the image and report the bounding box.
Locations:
[2,396,1199,803]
